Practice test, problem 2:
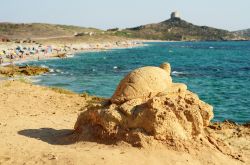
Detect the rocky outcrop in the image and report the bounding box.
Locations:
[125,17,239,41]
[57,53,67,58]
[0,65,49,77]
[74,62,216,147]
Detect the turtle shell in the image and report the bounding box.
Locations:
[111,65,172,104]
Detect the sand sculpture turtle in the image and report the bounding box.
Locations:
[111,62,186,104]
[74,62,214,146]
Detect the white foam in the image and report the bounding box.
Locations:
[31,79,42,83]
[40,64,48,68]
[172,71,187,76]
[66,54,74,58]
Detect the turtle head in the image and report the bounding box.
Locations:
[160,62,171,76]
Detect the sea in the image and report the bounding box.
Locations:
[25,41,250,123]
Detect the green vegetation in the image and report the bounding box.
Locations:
[234,28,250,38]
[122,18,241,41]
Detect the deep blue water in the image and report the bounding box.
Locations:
[26,41,250,123]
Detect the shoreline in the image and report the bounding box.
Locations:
[3,39,248,66]
[0,40,144,66]
[0,80,249,164]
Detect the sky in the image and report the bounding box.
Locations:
[0,0,249,31]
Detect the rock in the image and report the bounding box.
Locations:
[74,62,214,147]
[57,53,67,58]
[0,65,49,77]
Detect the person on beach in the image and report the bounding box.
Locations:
[10,54,15,64]
[0,56,3,64]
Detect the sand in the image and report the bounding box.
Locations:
[0,80,249,165]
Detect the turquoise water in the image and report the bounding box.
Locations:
[26,41,250,123]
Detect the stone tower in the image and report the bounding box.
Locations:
[171,11,181,19]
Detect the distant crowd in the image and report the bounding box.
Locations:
[0,44,71,64]
[0,41,142,65]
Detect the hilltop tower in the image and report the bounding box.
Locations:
[171,11,181,19]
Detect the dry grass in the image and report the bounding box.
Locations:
[0,23,101,39]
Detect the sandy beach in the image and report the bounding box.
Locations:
[0,39,144,66]
[0,80,249,165]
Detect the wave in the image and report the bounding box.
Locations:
[51,83,70,86]
[66,54,74,58]
[31,79,42,83]
[55,69,61,73]
[172,71,188,76]
[40,64,48,68]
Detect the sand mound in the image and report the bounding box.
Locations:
[74,63,215,145]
